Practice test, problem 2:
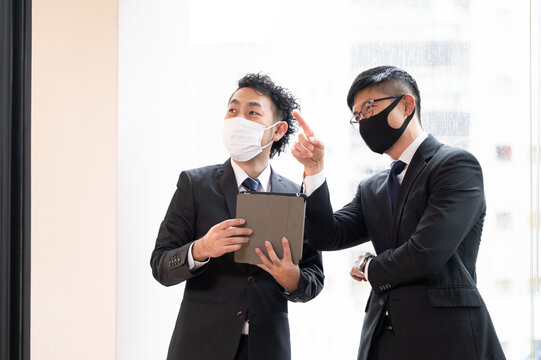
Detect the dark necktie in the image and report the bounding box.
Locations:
[387,160,406,209]
[240,177,260,330]
[241,177,260,192]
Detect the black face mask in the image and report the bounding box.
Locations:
[358,96,415,154]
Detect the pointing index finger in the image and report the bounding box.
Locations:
[293,110,314,137]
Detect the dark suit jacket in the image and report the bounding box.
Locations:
[151,159,324,360]
[305,135,505,360]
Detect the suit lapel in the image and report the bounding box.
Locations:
[269,168,288,193]
[391,135,442,245]
[217,159,239,218]
[217,160,287,217]
[375,179,395,252]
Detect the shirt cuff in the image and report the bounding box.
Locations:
[364,258,372,282]
[303,170,326,196]
[187,242,210,270]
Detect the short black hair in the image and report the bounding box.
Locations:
[236,73,299,158]
[347,66,421,123]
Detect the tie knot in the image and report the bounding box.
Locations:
[390,160,406,176]
[242,177,260,192]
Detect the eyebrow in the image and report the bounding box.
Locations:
[229,99,264,109]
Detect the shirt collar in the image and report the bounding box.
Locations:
[396,131,428,166]
[230,159,272,192]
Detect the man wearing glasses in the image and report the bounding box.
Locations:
[292,66,505,359]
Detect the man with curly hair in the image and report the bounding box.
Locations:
[151,73,324,360]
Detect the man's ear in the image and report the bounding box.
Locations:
[402,94,416,117]
[273,121,288,141]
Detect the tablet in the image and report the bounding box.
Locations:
[234,192,306,265]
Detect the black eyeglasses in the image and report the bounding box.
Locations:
[349,95,404,124]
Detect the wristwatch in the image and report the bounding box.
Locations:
[358,255,375,276]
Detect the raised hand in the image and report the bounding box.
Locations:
[291,111,325,176]
[192,218,252,260]
[254,237,301,293]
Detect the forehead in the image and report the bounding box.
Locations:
[352,87,388,108]
[230,87,274,110]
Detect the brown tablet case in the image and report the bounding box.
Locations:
[234,192,306,265]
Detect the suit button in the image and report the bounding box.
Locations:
[236,311,245,319]
[379,299,385,306]
[247,276,254,283]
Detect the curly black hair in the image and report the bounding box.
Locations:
[235,73,300,158]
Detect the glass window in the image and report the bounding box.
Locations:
[117,0,540,358]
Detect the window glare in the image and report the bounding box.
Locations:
[117,0,539,359]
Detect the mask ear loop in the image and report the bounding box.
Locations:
[397,107,415,132]
[261,121,284,149]
[263,120,283,130]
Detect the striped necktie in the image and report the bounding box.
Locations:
[241,177,260,192]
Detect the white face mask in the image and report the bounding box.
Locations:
[222,117,282,162]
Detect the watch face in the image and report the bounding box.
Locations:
[359,257,368,274]
[359,255,374,275]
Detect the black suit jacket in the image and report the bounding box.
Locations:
[151,159,324,360]
[305,135,505,360]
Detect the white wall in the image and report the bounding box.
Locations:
[31,0,118,359]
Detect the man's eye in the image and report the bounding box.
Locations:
[228,108,237,113]
[249,111,261,116]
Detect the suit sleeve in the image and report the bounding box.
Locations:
[150,171,207,286]
[279,237,325,303]
[368,151,485,295]
[305,180,371,251]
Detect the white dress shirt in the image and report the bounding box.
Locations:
[187,159,272,270]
